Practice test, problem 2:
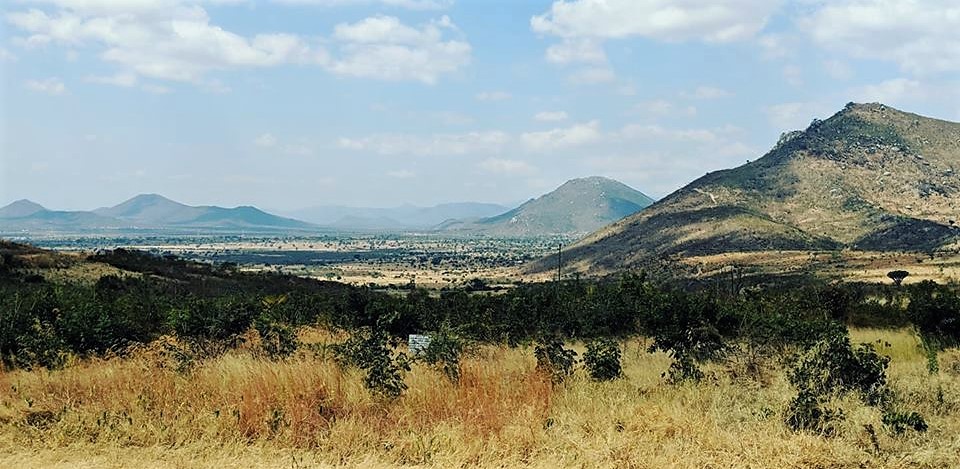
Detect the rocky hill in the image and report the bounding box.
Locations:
[526,103,960,274]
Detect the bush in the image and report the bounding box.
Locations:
[419,329,465,383]
[333,326,410,399]
[784,330,924,435]
[583,338,622,381]
[254,295,299,360]
[534,337,577,383]
[882,410,928,435]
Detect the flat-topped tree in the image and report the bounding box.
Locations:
[887,270,909,286]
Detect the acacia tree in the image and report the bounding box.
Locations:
[887,270,909,286]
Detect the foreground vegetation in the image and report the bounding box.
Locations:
[1,328,958,468]
[2,243,960,467]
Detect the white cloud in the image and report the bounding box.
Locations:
[6,4,468,87]
[254,133,277,147]
[272,0,452,9]
[682,85,731,99]
[478,158,536,175]
[521,120,601,151]
[475,90,511,101]
[567,66,615,84]
[848,78,923,107]
[801,0,960,74]
[339,131,510,156]
[534,111,569,122]
[24,77,66,95]
[545,38,605,64]
[326,15,470,84]
[765,101,832,131]
[532,0,780,43]
[7,5,323,84]
[386,169,416,178]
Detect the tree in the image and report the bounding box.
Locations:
[887,270,909,286]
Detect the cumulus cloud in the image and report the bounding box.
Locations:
[521,121,602,151]
[532,0,780,42]
[6,3,470,87]
[7,4,322,84]
[25,77,66,95]
[534,111,569,122]
[327,15,470,84]
[801,0,960,75]
[272,0,452,9]
[339,131,510,156]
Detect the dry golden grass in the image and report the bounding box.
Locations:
[1,328,958,468]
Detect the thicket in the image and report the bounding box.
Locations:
[2,249,959,437]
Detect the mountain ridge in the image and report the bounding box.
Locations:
[1,194,316,232]
[526,103,960,274]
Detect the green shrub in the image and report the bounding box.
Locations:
[334,326,410,399]
[534,337,577,383]
[583,338,622,381]
[420,329,465,383]
[882,410,928,435]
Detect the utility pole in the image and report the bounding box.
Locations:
[557,243,562,282]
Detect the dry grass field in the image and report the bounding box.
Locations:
[1,328,958,468]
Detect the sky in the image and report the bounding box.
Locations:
[1,0,959,211]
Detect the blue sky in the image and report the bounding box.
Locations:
[2,0,958,210]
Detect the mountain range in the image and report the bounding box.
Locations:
[1,177,654,236]
[0,194,315,232]
[526,103,960,274]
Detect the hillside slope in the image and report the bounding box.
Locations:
[444,176,655,236]
[527,103,960,273]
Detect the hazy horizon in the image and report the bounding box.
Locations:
[3,0,959,211]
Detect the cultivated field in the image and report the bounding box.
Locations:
[1,328,958,469]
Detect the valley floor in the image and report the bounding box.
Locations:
[1,328,958,468]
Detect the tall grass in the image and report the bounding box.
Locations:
[0,328,957,468]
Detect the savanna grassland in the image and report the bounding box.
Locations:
[1,329,959,468]
[2,241,960,468]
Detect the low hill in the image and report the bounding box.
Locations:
[444,176,655,236]
[526,103,960,274]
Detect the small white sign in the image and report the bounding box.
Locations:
[408,334,432,356]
